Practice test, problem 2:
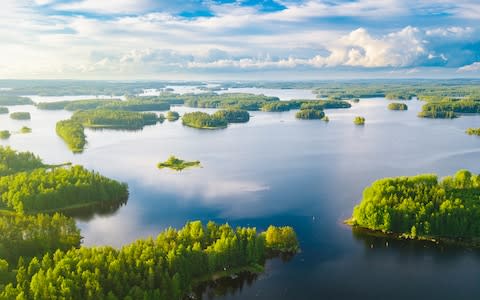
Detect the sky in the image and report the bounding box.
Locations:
[1,0,480,80]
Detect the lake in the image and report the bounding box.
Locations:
[2,90,480,299]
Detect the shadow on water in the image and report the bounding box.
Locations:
[62,198,128,221]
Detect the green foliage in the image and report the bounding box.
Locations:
[0,96,33,106]
[353,116,365,125]
[37,99,121,111]
[351,170,480,239]
[466,128,480,136]
[0,147,45,176]
[261,102,294,112]
[71,109,159,129]
[0,165,128,214]
[264,226,300,253]
[212,109,250,123]
[385,93,413,100]
[157,156,201,171]
[418,100,480,118]
[20,127,32,134]
[0,107,8,114]
[182,112,228,129]
[166,111,180,121]
[0,221,298,300]
[295,108,325,120]
[0,131,10,140]
[100,100,170,112]
[0,213,81,265]
[56,120,86,153]
[10,112,31,120]
[184,93,279,111]
[387,103,408,111]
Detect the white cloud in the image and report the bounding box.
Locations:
[55,0,153,14]
[458,62,480,72]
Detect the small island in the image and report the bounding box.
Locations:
[387,102,408,110]
[0,130,10,139]
[466,128,480,136]
[346,170,480,247]
[182,111,228,129]
[71,109,159,129]
[353,116,365,125]
[0,107,8,114]
[157,155,201,171]
[166,111,180,121]
[56,120,86,153]
[295,108,325,120]
[213,108,250,123]
[10,112,31,120]
[0,96,33,106]
[19,126,31,134]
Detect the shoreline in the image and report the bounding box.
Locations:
[344,218,480,249]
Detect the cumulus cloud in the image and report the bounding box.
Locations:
[458,62,480,72]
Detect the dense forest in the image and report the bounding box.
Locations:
[183,93,279,111]
[418,100,480,119]
[166,111,180,121]
[182,112,228,129]
[0,96,33,106]
[56,120,87,153]
[0,147,45,176]
[100,100,170,112]
[350,170,480,240]
[0,131,10,140]
[0,221,298,300]
[10,112,31,120]
[71,110,159,129]
[212,109,250,123]
[387,103,408,110]
[295,108,325,120]
[36,99,119,111]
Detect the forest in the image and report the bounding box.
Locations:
[182,112,228,129]
[20,126,32,134]
[10,112,31,120]
[0,221,299,300]
[183,93,279,111]
[295,108,325,120]
[212,109,250,123]
[166,111,180,121]
[0,147,45,176]
[353,116,365,125]
[0,96,33,106]
[71,110,159,129]
[350,170,480,240]
[0,131,10,140]
[56,120,87,153]
[387,103,408,110]
[36,99,119,111]
[418,100,480,119]
[0,107,8,114]
[466,128,480,136]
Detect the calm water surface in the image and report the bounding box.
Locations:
[2,92,480,299]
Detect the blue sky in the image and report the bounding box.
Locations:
[1,0,480,79]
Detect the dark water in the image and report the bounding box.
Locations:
[2,94,480,299]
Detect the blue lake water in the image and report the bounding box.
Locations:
[2,91,480,299]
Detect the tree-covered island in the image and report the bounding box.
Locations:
[353,116,365,125]
[466,128,480,136]
[10,112,31,120]
[347,170,480,247]
[387,103,408,110]
[157,156,201,171]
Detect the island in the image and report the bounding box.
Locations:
[353,116,365,125]
[71,109,159,129]
[157,155,201,171]
[56,119,86,153]
[9,112,31,120]
[19,126,32,134]
[1,221,299,300]
[0,131,10,139]
[346,170,480,247]
[213,108,250,123]
[418,99,480,119]
[385,92,413,100]
[0,96,33,106]
[387,103,408,110]
[0,107,8,114]
[36,99,120,111]
[466,128,480,136]
[295,108,325,120]
[166,111,180,121]
[182,111,228,129]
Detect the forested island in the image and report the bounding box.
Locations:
[158,156,201,171]
[466,128,480,136]
[418,99,480,119]
[295,108,325,120]
[20,126,32,134]
[0,131,10,139]
[71,109,159,129]
[0,107,8,114]
[10,112,31,120]
[0,221,299,299]
[213,109,250,123]
[166,111,180,121]
[0,95,33,106]
[182,112,228,129]
[56,120,86,153]
[36,99,120,111]
[354,116,365,125]
[347,170,480,246]
[387,103,408,110]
